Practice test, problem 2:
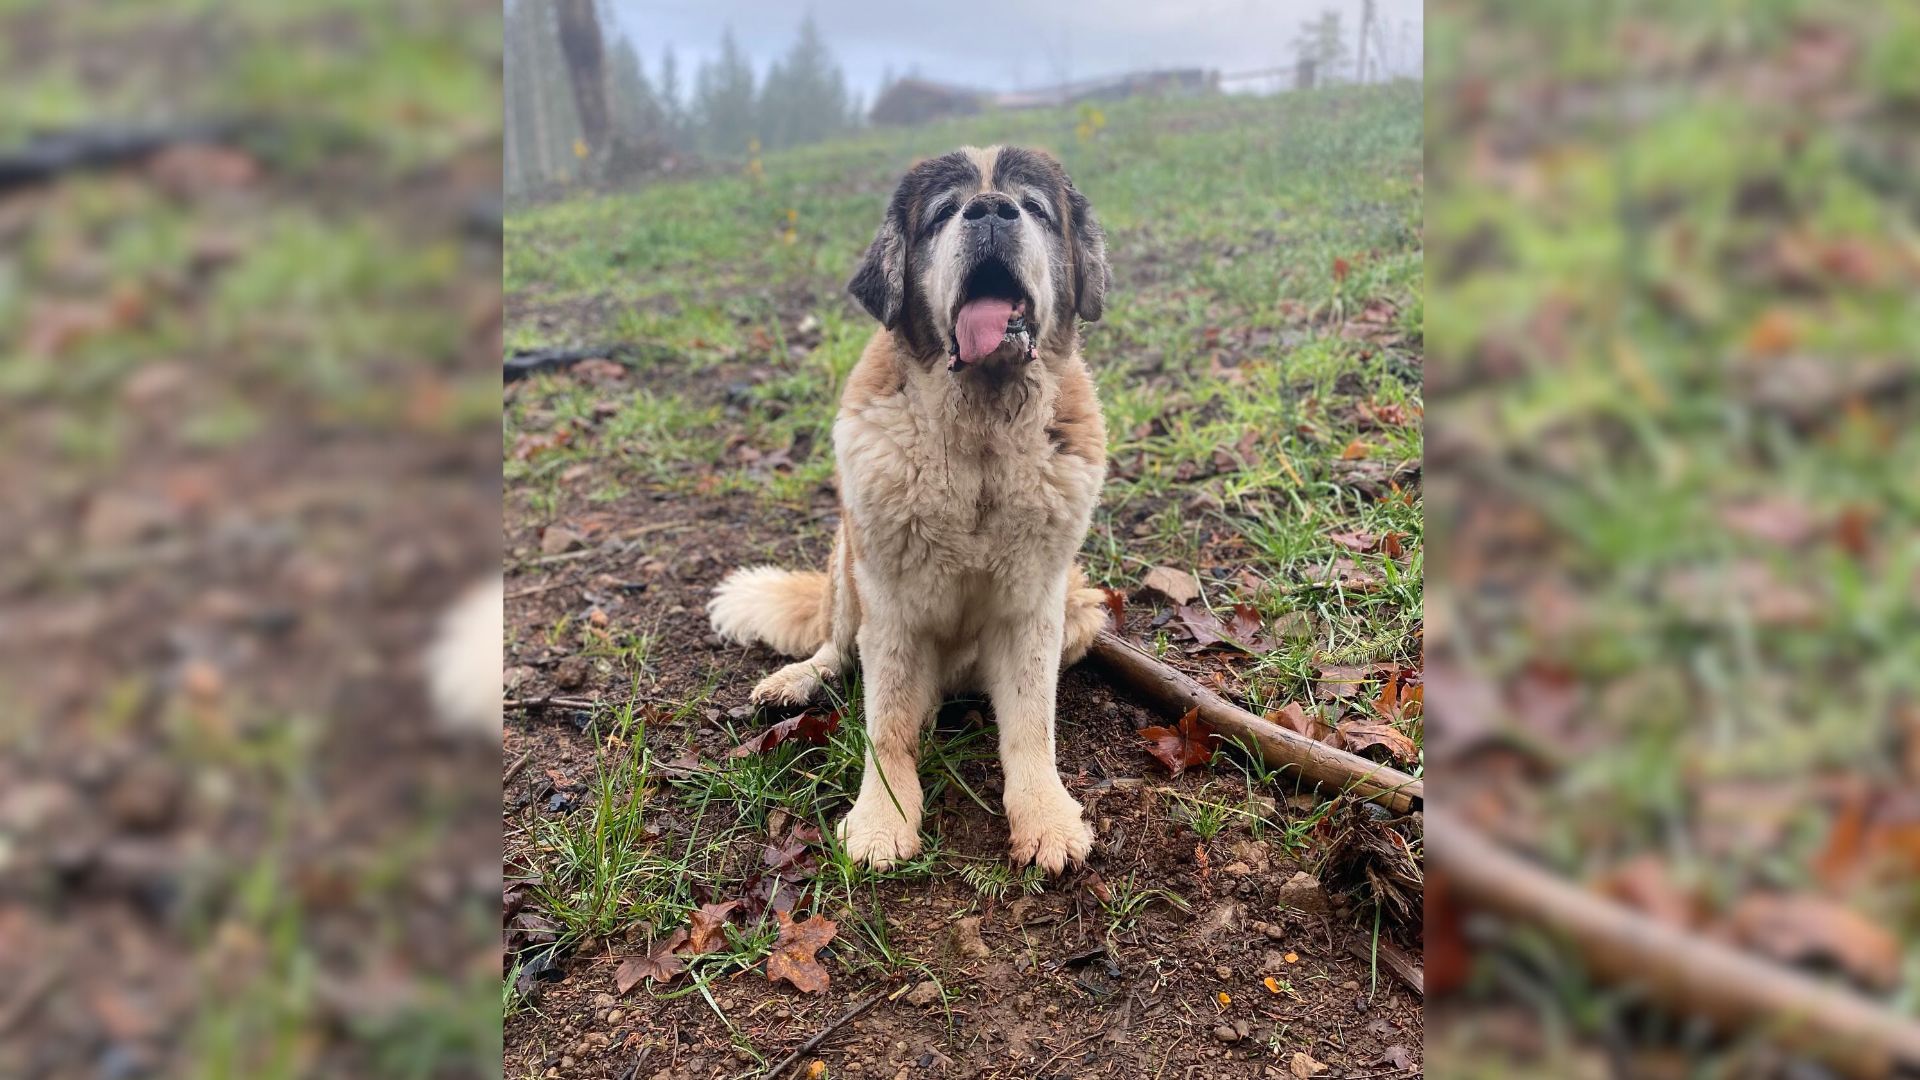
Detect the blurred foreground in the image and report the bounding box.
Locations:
[0,4,502,1077]
[1428,1,1919,1076]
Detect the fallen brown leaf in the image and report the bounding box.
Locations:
[686,901,740,954]
[1141,565,1201,606]
[1266,701,1334,743]
[730,710,843,757]
[616,928,689,993]
[1729,893,1900,990]
[1138,706,1221,777]
[766,911,837,993]
[1336,718,1418,764]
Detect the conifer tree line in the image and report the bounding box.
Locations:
[506,0,863,196]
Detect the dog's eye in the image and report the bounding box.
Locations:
[1022,199,1049,222]
[922,203,956,236]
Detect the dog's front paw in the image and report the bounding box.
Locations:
[750,664,820,708]
[1006,786,1094,875]
[836,798,922,871]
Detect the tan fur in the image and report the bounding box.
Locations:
[709,146,1110,875]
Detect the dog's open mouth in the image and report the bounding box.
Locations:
[949,258,1031,369]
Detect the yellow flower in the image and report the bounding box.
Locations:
[572,138,588,159]
[786,207,798,224]
[782,227,797,245]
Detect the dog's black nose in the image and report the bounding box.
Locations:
[963,193,1020,221]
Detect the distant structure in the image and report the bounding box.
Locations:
[869,68,1218,126]
[869,78,986,125]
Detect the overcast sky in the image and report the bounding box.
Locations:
[606,0,1423,106]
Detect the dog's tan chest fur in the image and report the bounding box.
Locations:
[837,335,1104,594]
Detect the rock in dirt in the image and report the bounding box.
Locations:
[553,657,590,690]
[106,761,181,832]
[906,980,941,1007]
[1230,839,1272,871]
[541,525,585,555]
[1277,871,1329,915]
[1196,900,1240,939]
[1140,565,1201,606]
[1290,1050,1328,1076]
[1213,1023,1241,1044]
[948,916,990,959]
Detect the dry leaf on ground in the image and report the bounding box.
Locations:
[1141,565,1201,606]
[767,911,838,993]
[1139,706,1221,777]
[615,928,690,993]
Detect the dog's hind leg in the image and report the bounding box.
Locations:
[750,642,845,707]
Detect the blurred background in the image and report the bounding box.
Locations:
[0,2,502,1077]
[504,0,1423,201]
[1427,0,1920,1077]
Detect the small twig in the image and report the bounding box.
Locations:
[506,577,581,601]
[612,1045,653,1080]
[1034,1029,1105,1077]
[504,695,597,712]
[759,990,886,1079]
[524,546,608,567]
[504,750,534,783]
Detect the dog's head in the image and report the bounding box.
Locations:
[847,145,1109,371]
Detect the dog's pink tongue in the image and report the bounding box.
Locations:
[954,297,1016,364]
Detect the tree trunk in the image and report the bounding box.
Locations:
[555,0,609,159]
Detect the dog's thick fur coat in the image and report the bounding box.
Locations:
[709,145,1111,873]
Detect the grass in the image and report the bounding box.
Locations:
[506,81,1425,712]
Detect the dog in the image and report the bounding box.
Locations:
[708,145,1112,874]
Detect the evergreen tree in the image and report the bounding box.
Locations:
[758,15,850,150]
[606,34,662,142]
[658,45,683,146]
[693,27,758,156]
[1293,9,1350,84]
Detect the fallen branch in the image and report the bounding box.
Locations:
[0,120,248,192]
[758,990,886,1079]
[1084,630,1422,814]
[504,342,677,382]
[1428,808,1920,1078]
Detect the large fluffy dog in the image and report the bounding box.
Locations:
[708,146,1113,873]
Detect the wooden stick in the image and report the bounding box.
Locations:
[759,990,886,1079]
[1428,808,1920,1078]
[1084,630,1422,814]
[1350,938,1422,996]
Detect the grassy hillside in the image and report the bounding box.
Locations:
[506,82,1424,709]
[502,83,1425,1077]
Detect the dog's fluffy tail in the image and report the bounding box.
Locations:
[708,566,830,658]
[426,575,503,738]
[1061,566,1107,668]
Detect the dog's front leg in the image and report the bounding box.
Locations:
[837,621,934,870]
[984,601,1094,874]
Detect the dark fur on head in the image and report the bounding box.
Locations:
[848,146,1109,363]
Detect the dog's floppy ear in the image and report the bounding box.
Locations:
[847,202,907,329]
[1066,180,1110,323]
